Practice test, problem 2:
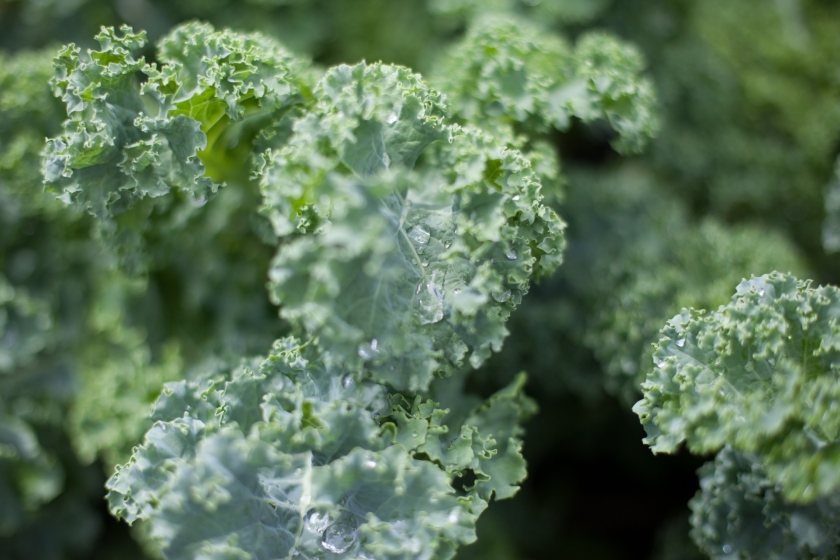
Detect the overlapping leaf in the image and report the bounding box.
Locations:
[432,16,659,154]
[106,338,493,560]
[258,62,564,391]
[690,447,840,560]
[635,272,840,502]
[42,22,314,270]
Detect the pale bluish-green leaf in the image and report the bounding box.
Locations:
[690,447,840,560]
[432,16,659,153]
[107,338,485,559]
[635,272,840,502]
[259,62,564,391]
[43,22,314,270]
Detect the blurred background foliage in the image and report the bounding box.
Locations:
[1,0,838,558]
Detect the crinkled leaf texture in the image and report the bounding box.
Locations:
[635,272,840,502]
[690,447,840,560]
[258,62,564,391]
[43,22,312,247]
[107,337,535,560]
[432,16,659,154]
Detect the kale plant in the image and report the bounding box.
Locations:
[3,1,840,559]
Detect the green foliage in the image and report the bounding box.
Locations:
[432,16,658,154]
[690,447,840,560]
[25,18,575,558]
[428,0,610,26]
[107,337,535,559]
[636,272,840,502]
[497,165,808,404]
[573,170,808,401]
[5,1,840,558]
[43,22,314,267]
[258,61,564,391]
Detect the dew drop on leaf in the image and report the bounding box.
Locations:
[408,225,430,245]
[492,289,511,303]
[676,338,686,348]
[305,511,333,534]
[357,339,379,360]
[321,522,357,554]
[385,111,398,124]
[418,271,445,324]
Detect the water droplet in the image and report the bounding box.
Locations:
[722,544,732,554]
[512,195,520,201]
[421,260,430,267]
[655,359,666,368]
[444,241,452,249]
[408,225,430,245]
[343,375,353,388]
[321,522,357,554]
[357,339,380,360]
[415,283,422,294]
[758,289,765,297]
[385,111,399,124]
[453,288,461,295]
[291,548,300,556]
[447,510,459,524]
[294,468,302,476]
[305,511,332,534]
[365,459,377,468]
[411,432,418,438]
[492,289,511,303]
[676,338,686,348]
[506,249,518,260]
[418,270,445,324]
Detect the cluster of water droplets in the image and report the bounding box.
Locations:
[305,509,359,555]
[491,289,512,303]
[357,338,379,360]
[408,225,431,248]
[417,269,445,325]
